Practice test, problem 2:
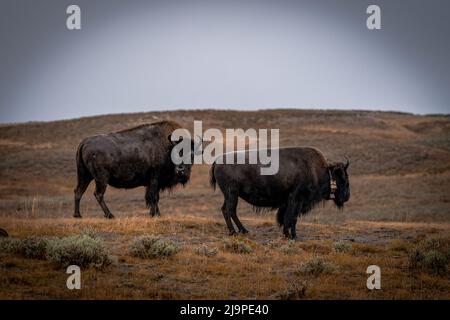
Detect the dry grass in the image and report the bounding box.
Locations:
[0,109,449,299]
[0,215,449,299]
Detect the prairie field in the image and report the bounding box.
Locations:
[0,109,449,299]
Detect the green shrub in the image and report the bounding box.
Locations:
[194,245,219,257]
[297,257,337,276]
[0,238,21,254]
[20,236,48,259]
[0,236,48,259]
[46,234,111,268]
[333,241,352,253]
[223,238,253,254]
[422,250,448,275]
[129,236,179,259]
[408,237,450,275]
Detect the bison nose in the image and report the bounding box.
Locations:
[176,166,185,174]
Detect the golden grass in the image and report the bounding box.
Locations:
[0,215,449,299]
[0,109,449,299]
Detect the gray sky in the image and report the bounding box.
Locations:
[0,0,449,123]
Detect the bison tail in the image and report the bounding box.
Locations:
[276,208,285,227]
[209,162,216,191]
[75,141,91,182]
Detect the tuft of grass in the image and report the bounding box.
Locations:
[408,237,450,275]
[80,227,99,239]
[333,241,352,253]
[129,236,179,259]
[279,242,303,255]
[46,234,111,269]
[194,245,219,257]
[272,282,309,300]
[297,257,338,276]
[223,238,253,254]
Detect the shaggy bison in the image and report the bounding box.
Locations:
[74,121,196,218]
[210,147,350,239]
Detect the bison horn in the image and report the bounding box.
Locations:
[344,156,350,170]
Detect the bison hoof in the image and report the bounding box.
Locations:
[229,230,238,236]
[239,228,249,234]
[73,214,82,219]
[105,214,114,219]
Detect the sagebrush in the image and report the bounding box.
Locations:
[129,236,179,259]
[46,234,111,268]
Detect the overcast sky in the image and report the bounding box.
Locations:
[0,0,449,123]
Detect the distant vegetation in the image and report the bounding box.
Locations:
[129,235,179,259]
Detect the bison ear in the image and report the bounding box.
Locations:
[344,156,350,170]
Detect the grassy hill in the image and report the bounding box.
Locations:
[0,109,449,221]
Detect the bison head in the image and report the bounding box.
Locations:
[169,134,202,185]
[328,158,350,209]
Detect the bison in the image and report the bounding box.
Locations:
[74,120,197,218]
[210,147,350,239]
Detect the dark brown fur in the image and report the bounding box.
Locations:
[210,147,350,239]
[74,121,193,218]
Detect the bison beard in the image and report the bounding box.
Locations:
[210,147,350,239]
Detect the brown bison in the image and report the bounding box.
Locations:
[74,121,196,218]
[210,147,350,239]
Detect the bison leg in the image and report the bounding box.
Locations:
[94,181,114,219]
[146,180,160,217]
[231,213,248,234]
[290,216,298,240]
[150,194,160,217]
[74,176,92,218]
[283,214,291,238]
[221,190,238,235]
[283,192,301,240]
